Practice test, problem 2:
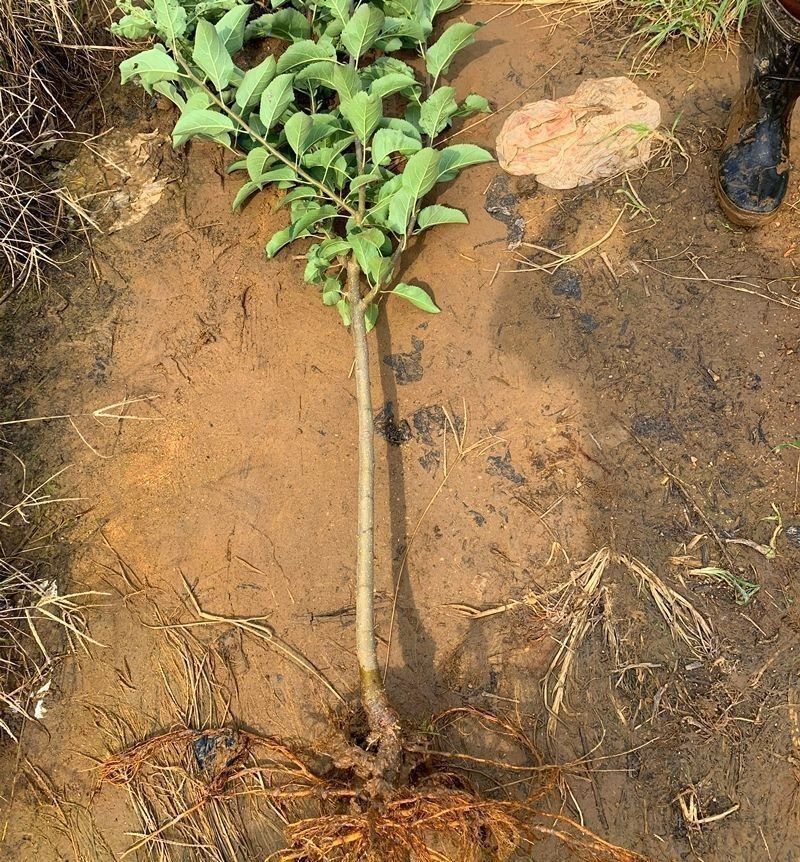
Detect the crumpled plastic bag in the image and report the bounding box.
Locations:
[496,77,662,189]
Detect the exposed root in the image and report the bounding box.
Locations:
[100,720,650,862]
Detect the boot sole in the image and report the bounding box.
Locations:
[714,172,782,229]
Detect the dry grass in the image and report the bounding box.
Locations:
[0,0,108,295]
[453,548,715,739]
[467,0,752,62]
[0,461,104,739]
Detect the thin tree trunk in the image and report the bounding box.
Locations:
[347,256,401,785]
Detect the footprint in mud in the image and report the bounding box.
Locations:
[482,174,535,249]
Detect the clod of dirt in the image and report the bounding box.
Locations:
[631,415,682,443]
[483,174,526,249]
[192,728,245,774]
[374,402,412,445]
[486,449,526,485]
[383,336,425,385]
[496,77,661,189]
[552,267,582,300]
[784,524,800,547]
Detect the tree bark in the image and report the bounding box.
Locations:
[347,256,401,786]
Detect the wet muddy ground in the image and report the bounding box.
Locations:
[2,8,800,861]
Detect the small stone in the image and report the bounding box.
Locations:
[785,524,800,547]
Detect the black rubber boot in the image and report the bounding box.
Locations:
[716,2,800,227]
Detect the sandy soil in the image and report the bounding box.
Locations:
[2,9,800,861]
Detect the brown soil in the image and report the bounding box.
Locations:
[2,10,800,862]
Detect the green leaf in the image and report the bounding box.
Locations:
[426,0,462,21]
[232,180,260,210]
[256,166,299,185]
[325,0,350,24]
[341,4,385,59]
[153,0,187,41]
[331,65,363,102]
[348,228,390,283]
[371,127,421,166]
[172,108,236,146]
[380,16,429,41]
[227,157,248,173]
[276,39,336,75]
[111,10,156,40]
[436,143,494,181]
[458,93,491,115]
[369,72,420,101]
[196,0,245,17]
[366,172,403,226]
[294,60,337,91]
[381,116,422,142]
[322,276,342,305]
[193,19,236,91]
[266,205,335,258]
[340,91,382,143]
[365,303,379,333]
[348,227,385,272]
[119,47,179,88]
[425,22,481,82]
[375,35,403,52]
[304,243,331,283]
[245,8,310,42]
[387,187,414,234]
[246,146,273,181]
[336,298,351,326]
[415,204,467,231]
[293,204,338,234]
[320,237,351,257]
[153,80,185,108]
[361,56,416,85]
[384,0,419,18]
[280,185,320,207]
[391,282,440,313]
[350,171,383,192]
[265,226,293,257]
[234,54,277,110]
[216,3,252,53]
[259,73,295,129]
[322,154,352,189]
[284,111,314,155]
[419,86,458,139]
[400,147,441,201]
